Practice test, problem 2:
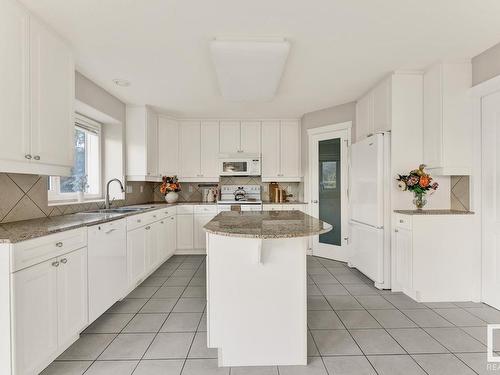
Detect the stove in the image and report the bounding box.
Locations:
[217,185,262,210]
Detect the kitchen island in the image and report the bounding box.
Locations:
[204,210,332,367]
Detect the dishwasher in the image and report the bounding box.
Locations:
[87,219,127,322]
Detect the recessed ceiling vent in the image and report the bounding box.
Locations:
[210,37,290,102]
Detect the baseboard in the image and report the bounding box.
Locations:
[175,249,207,255]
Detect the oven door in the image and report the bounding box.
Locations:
[219,159,250,176]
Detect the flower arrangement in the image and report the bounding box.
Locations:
[160,176,181,203]
[396,164,438,209]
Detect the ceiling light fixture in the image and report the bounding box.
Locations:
[112,78,131,87]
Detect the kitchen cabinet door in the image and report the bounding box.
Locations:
[219,121,240,153]
[12,259,58,375]
[0,0,30,165]
[355,93,373,141]
[200,121,220,179]
[146,221,160,270]
[394,227,412,293]
[57,247,88,346]
[179,121,201,179]
[194,213,215,250]
[280,120,301,179]
[158,117,179,176]
[261,121,281,179]
[373,78,391,133]
[166,215,177,258]
[240,121,261,153]
[423,64,443,169]
[176,214,194,250]
[146,107,159,178]
[127,227,147,287]
[29,16,74,168]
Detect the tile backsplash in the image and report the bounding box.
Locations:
[450,175,470,211]
[0,173,154,223]
[152,177,303,203]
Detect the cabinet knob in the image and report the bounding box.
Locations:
[24,154,32,160]
[153,215,157,218]
[55,242,63,247]
[145,226,151,230]
[399,219,404,223]
[160,221,164,224]
[137,219,141,223]
[171,217,174,220]
[395,229,399,233]
[311,200,318,204]
[60,258,67,264]
[51,261,60,267]
[33,155,40,160]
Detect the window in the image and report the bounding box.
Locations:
[48,114,102,203]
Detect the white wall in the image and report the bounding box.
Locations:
[472,41,500,86]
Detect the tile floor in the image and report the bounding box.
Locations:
[40,255,500,375]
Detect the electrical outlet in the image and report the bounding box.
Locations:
[140,185,144,193]
[126,185,133,194]
[188,185,193,193]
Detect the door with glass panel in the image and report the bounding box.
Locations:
[309,126,350,261]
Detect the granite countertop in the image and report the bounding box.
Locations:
[263,201,308,205]
[203,210,332,239]
[394,209,475,215]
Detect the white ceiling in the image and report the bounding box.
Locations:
[20,0,500,118]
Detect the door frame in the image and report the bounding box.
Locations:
[471,74,500,307]
[306,121,352,261]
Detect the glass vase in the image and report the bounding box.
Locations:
[413,192,427,210]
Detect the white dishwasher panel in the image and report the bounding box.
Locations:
[87,219,127,322]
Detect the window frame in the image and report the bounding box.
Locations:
[48,113,103,203]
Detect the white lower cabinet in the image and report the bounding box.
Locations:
[166,215,177,258]
[392,213,479,302]
[194,214,214,249]
[11,247,87,375]
[127,225,148,287]
[177,213,194,250]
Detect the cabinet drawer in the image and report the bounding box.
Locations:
[11,228,87,272]
[194,205,217,214]
[394,214,412,230]
[177,205,194,214]
[159,206,176,218]
[283,204,305,212]
[263,204,282,211]
[127,213,149,230]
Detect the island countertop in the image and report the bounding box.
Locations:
[203,210,332,239]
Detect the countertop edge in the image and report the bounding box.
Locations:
[394,209,475,216]
[204,225,332,239]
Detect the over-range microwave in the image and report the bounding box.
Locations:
[218,153,261,176]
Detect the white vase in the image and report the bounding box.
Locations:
[77,191,84,203]
[165,191,179,203]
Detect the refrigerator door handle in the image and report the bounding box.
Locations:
[349,219,384,230]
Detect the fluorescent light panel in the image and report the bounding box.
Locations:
[210,37,290,101]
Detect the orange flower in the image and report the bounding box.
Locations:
[419,176,430,188]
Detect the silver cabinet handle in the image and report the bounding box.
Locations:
[145,226,151,230]
[25,154,32,160]
[55,242,63,247]
[311,200,318,204]
[105,228,117,234]
[51,261,59,267]
[160,221,164,224]
[171,217,175,220]
[60,258,67,264]
[395,229,399,233]
[399,219,404,223]
[33,155,40,160]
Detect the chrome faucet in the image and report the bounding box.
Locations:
[105,178,125,209]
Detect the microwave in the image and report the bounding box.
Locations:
[218,154,261,176]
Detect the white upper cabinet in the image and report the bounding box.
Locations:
[219,120,261,154]
[355,76,392,142]
[423,62,472,175]
[261,120,301,182]
[179,120,220,182]
[0,0,29,166]
[200,121,220,179]
[219,121,240,153]
[126,106,161,181]
[158,116,179,176]
[0,1,74,176]
[179,121,201,179]
[240,121,261,153]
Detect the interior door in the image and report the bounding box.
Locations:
[310,128,350,261]
[481,90,500,310]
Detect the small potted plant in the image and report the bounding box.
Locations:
[396,164,438,210]
[72,175,89,203]
[160,176,181,203]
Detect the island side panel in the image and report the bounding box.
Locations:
[206,233,307,367]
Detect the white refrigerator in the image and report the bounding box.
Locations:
[348,132,391,289]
